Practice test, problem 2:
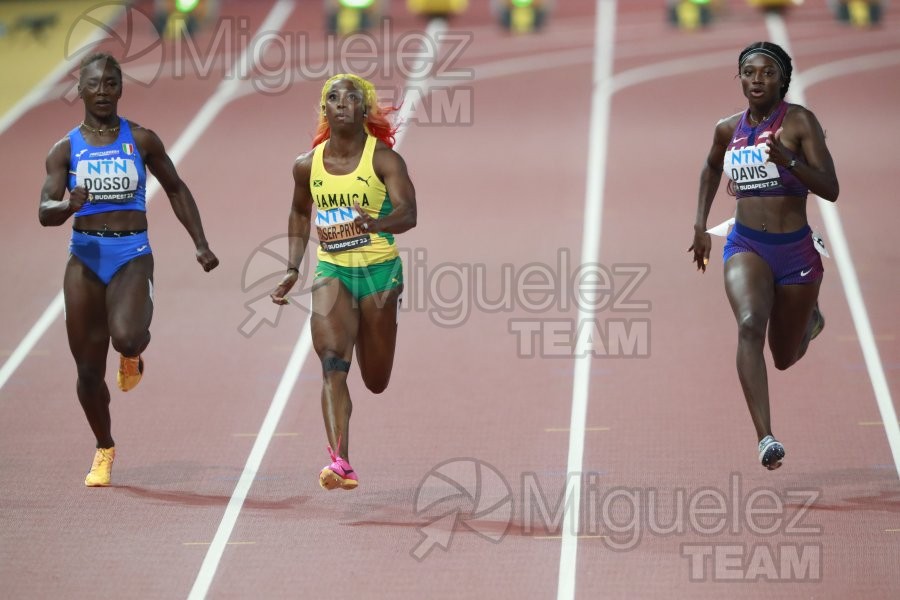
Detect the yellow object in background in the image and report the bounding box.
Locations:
[337,6,364,35]
[510,6,535,33]
[747,0,801,7]
[847,0,872,25]
[407,0,469,16]
[676,1,702,29]
[0,1,122,119]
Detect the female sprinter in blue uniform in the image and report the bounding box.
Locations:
[39,53,219,486]
[689,42,839,470]
[270,74,417,491]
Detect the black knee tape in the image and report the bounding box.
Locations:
[322,356,351,374]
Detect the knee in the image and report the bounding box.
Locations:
[110,330,149,358]
[75,363,105,390]
[736,313,767,344]
[772,354,796,371]
[364,376,390,395]
[321,352,351,381]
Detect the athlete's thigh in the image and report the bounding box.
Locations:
[768,280,821,357]
[355,286,402,380]
[724,252,776,323]
[106,254,154,337]
[63,255,110,365]
[311,277,359,360]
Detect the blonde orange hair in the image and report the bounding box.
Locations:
[312,74,400,148]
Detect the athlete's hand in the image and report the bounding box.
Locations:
[688,226,711,273]
[353,201,378,233]
[69,186,89,212]
[196,245,219,272]
[765,127,792,168]
[270,269,299,305]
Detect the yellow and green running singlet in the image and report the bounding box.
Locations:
[311,135,398,268]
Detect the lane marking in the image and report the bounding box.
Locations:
[557,2,616,600]
[188,11,447,600]
[767,14,900,481]
[800,49,900,89]
[182,4,304,597]
[540,535,607,540]
[0,3,126,136]
[545,427,610,433]
[0,2,291,397]
[232,432,299,437]
[0,294,65,393]
[183,541,256,546]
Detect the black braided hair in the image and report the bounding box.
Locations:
[738,42,792,99]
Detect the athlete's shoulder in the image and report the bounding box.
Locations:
[717,111,743,129]
[783,102,816,121]
[372,139,403,162]
[46,135,72,165]
[783,103,823,135]
[712,111,742,145]
[126,119,152,141]
[293,149,314,182]
[126,120,167,154]
[294,148,315,168]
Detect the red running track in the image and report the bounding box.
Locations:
[0,1,898,598]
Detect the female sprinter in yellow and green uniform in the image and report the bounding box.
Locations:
[271,74,417,491]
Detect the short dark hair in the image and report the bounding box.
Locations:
[738,42,792,99]
[79,52,122,83]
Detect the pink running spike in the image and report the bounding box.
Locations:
[319,437,358,490]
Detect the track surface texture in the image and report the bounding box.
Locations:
[1,1,898,598]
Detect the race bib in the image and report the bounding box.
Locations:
[315,206,371,253]
[75,158,139,203]
[812,231,830,258]
[724,143,781,193]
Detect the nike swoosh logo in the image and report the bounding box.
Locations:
[136,245,148,252]
[732,137,747,144]
[800,268,812,277]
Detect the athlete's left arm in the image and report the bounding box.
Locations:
[767,107,839,202]
[135,126,219,271]
[358,146,417,234]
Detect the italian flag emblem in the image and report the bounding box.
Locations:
[122,143,134,154]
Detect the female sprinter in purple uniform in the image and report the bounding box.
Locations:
[689,42,839,470]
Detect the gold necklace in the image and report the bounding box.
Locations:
[748,110,772,127]
[80,121,120,136]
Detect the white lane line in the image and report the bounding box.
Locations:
[0,293,65,392]
[0,5,127,136]
[0,4,131,391]
[766,14,900,479]
[186,13,448,600]
[557,2,616,600]
[799,48,900,89]
[0,1,295,397]
[186,319,311,600]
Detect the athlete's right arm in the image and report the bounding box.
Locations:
[38,138,87,226]
[689,117,735,273]
[271,152,314,305]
